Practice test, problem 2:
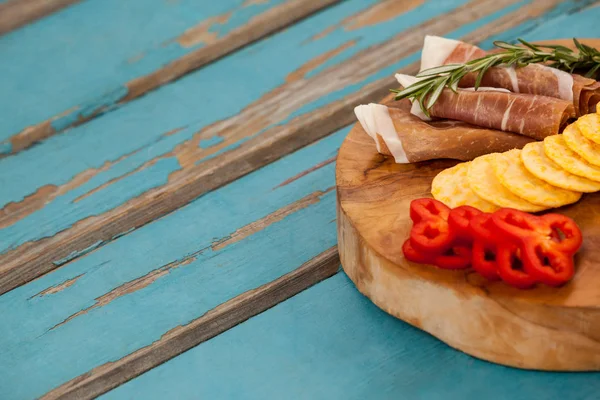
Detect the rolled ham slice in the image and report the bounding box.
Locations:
[396,74,575,140]
[354,99,533,163]
[421,35,600,116]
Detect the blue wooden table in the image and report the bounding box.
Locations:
[1,1,600,399]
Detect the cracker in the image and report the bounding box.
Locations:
[544,134,600,182]
[494,149,581,208]
[521,141,600,193]
[467,153,546,212]
[431,162,498,212]
[576,113,600,145]
[563,123,600,167]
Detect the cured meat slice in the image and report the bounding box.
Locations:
[353,99,532,163]
[420,35,600,116]
[396,74,574,140]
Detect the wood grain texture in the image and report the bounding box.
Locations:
[336,58,600,369]
[0,0,80,35]
[42,248,340,400]
[0,129,345,399]
[102,272,600,400]
[0,0,338,155]
[1,0,579,295]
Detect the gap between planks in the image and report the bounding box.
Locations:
[0,0,567,296]
[0,0,81,36]
[40,247,341,400]
[1,0,341,155]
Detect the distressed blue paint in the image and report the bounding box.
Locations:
[198,135,225,148]
[446,0,529,41]
[0,128,345,399]
[0,141,11,154]
[0,0,289,143]
[305,0,487,80]
[0,156,181,254]
[0,0,486,255]
[477,0,598,49]
[102,272,600,400]
[52,240,104,266]
[521,4,600,41]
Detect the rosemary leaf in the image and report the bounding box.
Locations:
[416,63,462,77]
[392,37,600,111]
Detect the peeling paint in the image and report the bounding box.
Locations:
[176,14,231,48]
[48,256,198,332]
[52,240,104,267]
[30,274,84,299]
[212,187,334,251]
[286,40,356,83]
[198,136,225,149]
[273,156,336,189]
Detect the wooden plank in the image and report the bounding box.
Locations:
[43,250,339,400]
[1,0,578,296]
[100,272,600,400]
[0,0,80,35]
[0,129,346,399]
[0,0,339,155]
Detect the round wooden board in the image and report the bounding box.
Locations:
[336,39,600,371]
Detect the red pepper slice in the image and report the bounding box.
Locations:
[539,213,582,255]
[496,243,538,289]
[448,206,483,244]
[468,213,497,242]
[521,242,575,287]
[471,240,500,281]
[492,209,582,254]
[402,239,434,264]
[410,219,453,254]
[433,245,472,270]
[409,198,450,224]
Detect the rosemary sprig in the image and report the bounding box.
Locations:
[392,38,600,117]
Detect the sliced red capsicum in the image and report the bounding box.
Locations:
[468,213,500,281]
[403,239,471,270]
[448,205,483,244]
[492,209,581,286]
[496,242,538,289]
[433,245,472,269]
[409,198,450,224]
[409,219,453,254]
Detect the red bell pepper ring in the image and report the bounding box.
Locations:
[402,239,434,264]
[403,240,471,270]
[409,198,450,224]
[521,242,575,287]
[448,206,483,244]
[492,208,581,286]
[496,243,538,289]
[469,213,500,280]
[471,240,500,281]
[492,209,582,254]
[433,245,472,270]
[410,219,453,254]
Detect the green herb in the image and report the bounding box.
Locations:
[392,38,600,117]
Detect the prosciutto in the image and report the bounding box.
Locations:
[420,35,600,115]
[396,74,575,140]
[354,99,533,163]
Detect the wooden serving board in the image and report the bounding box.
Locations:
[336,39,600,372]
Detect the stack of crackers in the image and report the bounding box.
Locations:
[432,110,600,212]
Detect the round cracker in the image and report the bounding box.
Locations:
[431,162,498,212]
[576,113,600,145]
[493,149,581,208]
[521,142,600,193]
[563,123,600,167]
[544,134,600,182]
[467,153,546,212]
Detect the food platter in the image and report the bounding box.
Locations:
[336,39,600,371]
